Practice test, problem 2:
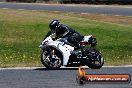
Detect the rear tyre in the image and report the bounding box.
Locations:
[85,48,104,69]
[41,47,62,69]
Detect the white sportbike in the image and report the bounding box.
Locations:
[39,34,104,69]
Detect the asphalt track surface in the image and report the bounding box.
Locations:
[0,3,132,16]
[0,67,132,88]
[0,3,132,88]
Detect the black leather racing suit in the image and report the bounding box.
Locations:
[55,24,83,48]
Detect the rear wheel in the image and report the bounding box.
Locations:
[41,47,62,69]
[84,48,104,69]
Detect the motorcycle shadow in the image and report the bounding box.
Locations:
[34,67,81,71]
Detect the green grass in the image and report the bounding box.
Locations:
[0,9,132,67]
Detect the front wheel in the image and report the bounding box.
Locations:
[84,48,104,69]
[41,47,62,69]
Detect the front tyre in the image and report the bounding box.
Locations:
[41,47,62,69]
[84,48,104,69]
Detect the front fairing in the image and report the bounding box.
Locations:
[40,34,74,66]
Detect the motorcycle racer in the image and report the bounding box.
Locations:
[40,20,104,69]
[45,19,97,48]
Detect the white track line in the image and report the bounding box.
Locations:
[0,67,42,70]
[0,65,132,70]
[81,13,88,14]
[1,8,8,9]
[31,10,37,12]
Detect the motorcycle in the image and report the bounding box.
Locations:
[39,34,104,69]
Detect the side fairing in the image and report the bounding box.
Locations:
[48,42,74,66]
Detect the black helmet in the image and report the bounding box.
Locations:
[49,20,59,31]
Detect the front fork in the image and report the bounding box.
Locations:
[51,49,55,58]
